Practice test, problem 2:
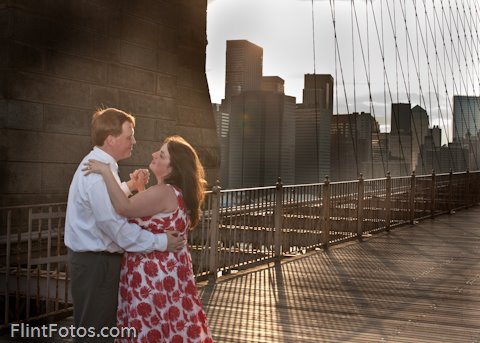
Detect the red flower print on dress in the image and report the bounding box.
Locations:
[120,286,128,300]
[172,290,181,303]
[154,280,164,291]
[139,286,150,299]
[147,329,162,342]
[182,297,193,311]
[172,335,184,343]
[189,313,199,323]
[158,253,169,263]
[150,315,159,326]
[175,218,183,230]
[179,253,188,265]
[131,271,142,288]
[161,323,170,337]
[129,319,142,333]
[198,311,207,322]
[185,280,197,296]
[166,259,177,272]
[152,293,166,308]
[163,275,176,292]
[143,260,159,277]
[176,320,186,332]
[167,305,180,321]
[177,265,189,281]
[187,324,201,339]
[137,302,152,317]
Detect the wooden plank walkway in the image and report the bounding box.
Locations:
[198,206,480,343]
[1,206,479,342]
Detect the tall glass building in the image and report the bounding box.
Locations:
[453,95,480,140]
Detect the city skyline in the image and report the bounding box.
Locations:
[206,0,480,143]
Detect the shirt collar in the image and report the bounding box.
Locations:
[93,146,119,173]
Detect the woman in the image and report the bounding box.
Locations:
[84,135,213,343]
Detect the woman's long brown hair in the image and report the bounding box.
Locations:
[163,135,206,229]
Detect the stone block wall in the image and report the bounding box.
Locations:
[0,0,219,206]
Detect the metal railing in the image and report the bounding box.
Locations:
[0,203,70,332]
[1,170,479,330]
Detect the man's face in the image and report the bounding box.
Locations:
[110,121,136,161]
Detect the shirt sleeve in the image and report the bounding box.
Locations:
[87,177,167,252]
[120,181,133,197]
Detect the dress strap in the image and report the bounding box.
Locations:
[166,184,184,207]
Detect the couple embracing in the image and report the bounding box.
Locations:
[65,108,213,342]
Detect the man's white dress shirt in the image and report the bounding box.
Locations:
[65,147,167,252]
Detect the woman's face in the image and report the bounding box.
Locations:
[150,143,172,180]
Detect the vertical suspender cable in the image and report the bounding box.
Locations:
[311,0,320,181]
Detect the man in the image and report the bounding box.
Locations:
[65,108,184,340]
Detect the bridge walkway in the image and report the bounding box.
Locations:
[199,206,480,342]
[1,206,479,342]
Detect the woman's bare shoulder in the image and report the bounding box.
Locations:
[148,183,178,212]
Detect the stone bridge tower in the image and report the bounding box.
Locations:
[0,0,219,205]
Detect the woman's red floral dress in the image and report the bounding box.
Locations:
[116,186,213,342]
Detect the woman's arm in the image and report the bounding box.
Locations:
[84,160,175,218]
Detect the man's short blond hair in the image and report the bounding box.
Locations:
[91,108,135,146]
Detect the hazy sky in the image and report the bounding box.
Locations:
[206,0,333,104]
[206,0,480,141]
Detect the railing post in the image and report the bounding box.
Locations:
[321,176,331,248]
[448,169,453,213]
[5,210,12,325]
[274,177,283,257]
[385,172,391,231]
[465,169,470,207]
[410,171,416,224]
[430,169,436,218]
[209,181,221,280]
[357,174,364,239]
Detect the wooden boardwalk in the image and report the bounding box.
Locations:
[198,206,480,343]
[1,206,480,342]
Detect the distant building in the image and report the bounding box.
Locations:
[213,104,230,186]
[417,126,442,175]
[330,112,378,180]
[295,74,333,183]
[453,95,480,140]
[222,40,263,113]
[228,91,296,187]
[370,132,390,178]
[418,125,471,174]
[411,105,430,172]
[450,96,480,171]
[389,103,413,175]
[221,41,296,188]
[261,76,285,93]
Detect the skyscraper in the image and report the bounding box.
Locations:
[222,40,263,112]
[411,105,430,172]
[222,40,296,188]
[389,103,413,175]
[453,95,480,140]
[390,103,412,134]
[295,74,333,183]
[213,104,230,186]
[330,112,378,180]
[228,91,296,188]
[452,96,480,171]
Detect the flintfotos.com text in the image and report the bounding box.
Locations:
[10,323,137,339]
